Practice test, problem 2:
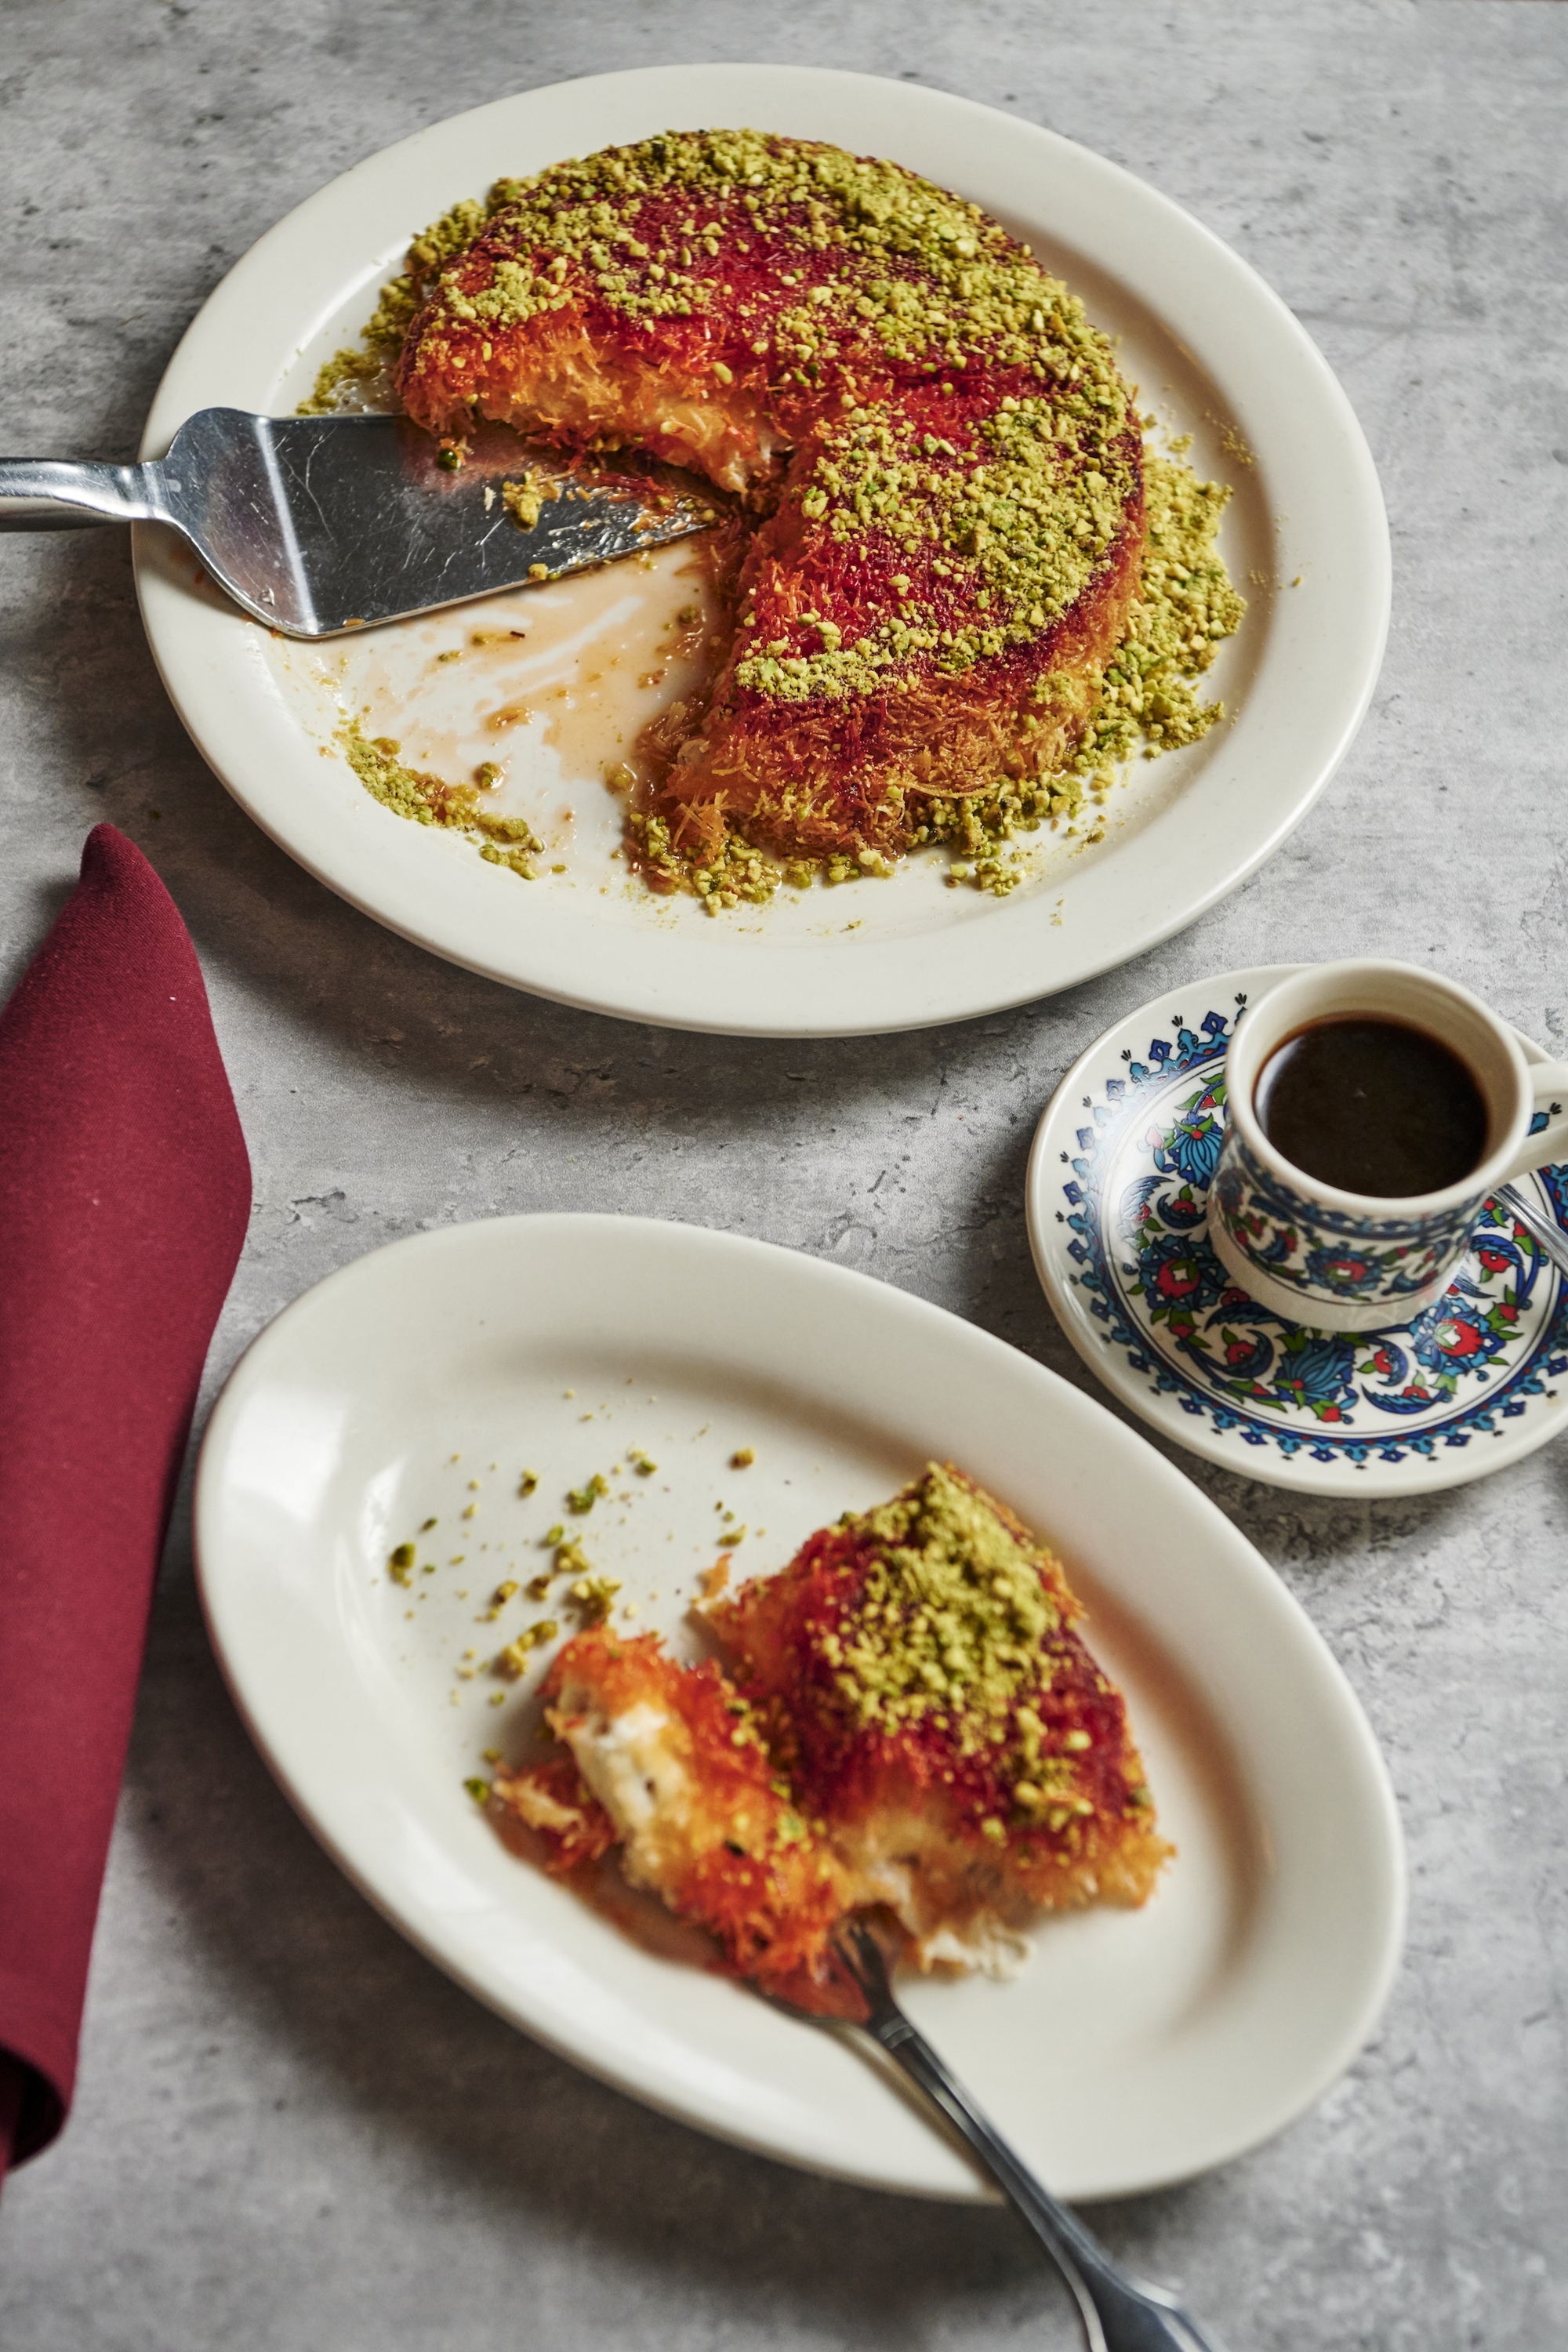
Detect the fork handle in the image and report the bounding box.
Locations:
[862,2005,1226,2352]
[0,458,165,530]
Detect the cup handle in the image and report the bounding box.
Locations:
[1501,1060,1568,1182]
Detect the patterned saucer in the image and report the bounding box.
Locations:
[1026,965,1568,1496]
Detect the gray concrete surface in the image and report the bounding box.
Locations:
[1,3,1565,2346]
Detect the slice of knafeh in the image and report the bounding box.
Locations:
[494,1464,1168,2006]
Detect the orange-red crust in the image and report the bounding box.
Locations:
[494,1628,850,2002]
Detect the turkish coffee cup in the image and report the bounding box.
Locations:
[1207,960,1568,1333]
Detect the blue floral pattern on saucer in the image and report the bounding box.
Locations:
[1027,967,1568,1494]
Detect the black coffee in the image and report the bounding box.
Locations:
[1254,1016,1489,1197]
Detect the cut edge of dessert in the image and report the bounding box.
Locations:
[490,1462,1171,2012]
[306,129,1245,915]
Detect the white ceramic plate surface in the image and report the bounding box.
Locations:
[195,1215,1404,2199]
[137,64,1389,1037]
[1026,964,1568,1497]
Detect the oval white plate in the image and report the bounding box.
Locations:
[194,1215,1403,2199]
[137,64,1388,1037]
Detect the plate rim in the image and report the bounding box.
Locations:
[1026,961,1568,1497]
[136,63,1390,1038]
[194,1210,1406,2198]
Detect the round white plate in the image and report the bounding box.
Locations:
[137,64,1388,1037]
[195,1214,1403,2199]
[1027,965,1568,1497]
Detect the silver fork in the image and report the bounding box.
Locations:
[804,1918,1228,2352]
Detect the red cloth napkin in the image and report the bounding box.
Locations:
[0,826,250,2181]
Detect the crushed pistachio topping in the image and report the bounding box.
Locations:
[568,1573,622,1624]
[501,471,559,532]
[736,392,1134,703]
[627,804,783,912]
[565,1473,608,1515]
[804,1465,1122,1834]
[827,1465,1062,1739]
[337,721,543,880]
[302,191,485,414]
[497,1620,559,1675]
[1066,452,1245,775]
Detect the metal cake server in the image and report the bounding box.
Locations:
[0,409,721,637]
[788,1919,1228,2352]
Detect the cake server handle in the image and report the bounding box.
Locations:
[0,458,167,531]
[833,1919,1229,2352]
